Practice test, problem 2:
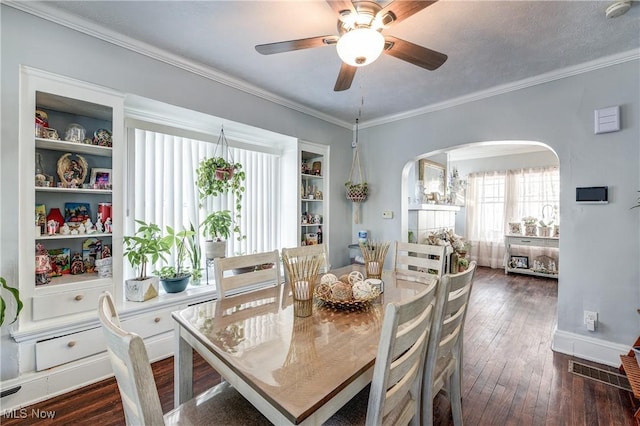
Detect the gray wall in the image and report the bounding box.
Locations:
[0,6,352,379]
[355,60,639,358]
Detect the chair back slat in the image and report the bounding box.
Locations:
[214,250,281,299]
[98,292,164,426]
[394,242,447,282]
[366,278,439,425]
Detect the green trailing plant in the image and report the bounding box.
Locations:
[123,220,173,280]
[154,226,195,279]
[0,276,23,326]
[200,210,235,241]
[196,156,245,235]
[186,222,202,282]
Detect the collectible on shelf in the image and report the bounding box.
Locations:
[70,252,85,275]
[48,248,70,276]
[64,202,91,223]
[82,238,100,273]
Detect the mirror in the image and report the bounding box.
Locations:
[418,159,446,203]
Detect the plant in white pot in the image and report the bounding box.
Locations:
[123,220,172,301]
[200,210,236,260]
[154,226,195,293]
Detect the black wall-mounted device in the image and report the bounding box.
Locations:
[576,186,608,203]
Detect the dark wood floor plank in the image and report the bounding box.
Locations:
[1,266,635,426]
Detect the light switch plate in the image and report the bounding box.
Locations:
[382,211,393,219]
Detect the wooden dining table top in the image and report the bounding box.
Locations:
[172,265,432,424]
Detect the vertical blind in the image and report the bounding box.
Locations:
[132,128,280,272]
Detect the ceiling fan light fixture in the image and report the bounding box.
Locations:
[336,28,385,67]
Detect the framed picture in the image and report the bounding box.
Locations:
[64,202,91,223]
[90,168,112,186]
[509,255,529,269]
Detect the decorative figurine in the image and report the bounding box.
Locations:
[77,223,86,234]
[95,217,103,233]
[85,218,96,234]
[60,223,71,235]
[47,219,58,236]
[70,252,85,275]
[104,217,112,233]
[102,245,111,258]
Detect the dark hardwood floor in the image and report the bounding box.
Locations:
[1,267,636,425]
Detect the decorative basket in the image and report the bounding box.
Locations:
[314,287,380,311]
[346,185,368,202]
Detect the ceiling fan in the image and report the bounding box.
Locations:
[255,0,447,92]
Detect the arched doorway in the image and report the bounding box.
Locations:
[401,140,559,275]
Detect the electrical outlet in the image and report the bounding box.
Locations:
[382,211,393,219]
[584,311,598,331]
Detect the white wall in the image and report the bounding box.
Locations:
[355,59,639,363]
[0,6,353,379]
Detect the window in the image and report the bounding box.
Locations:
[128,128,281,280]
[466,166,559,267]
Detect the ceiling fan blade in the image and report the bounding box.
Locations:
[384,36,447,71]
[334,63,357,92]
[377,1,438,27]
[256,35,338,55]
[325,0,356,19]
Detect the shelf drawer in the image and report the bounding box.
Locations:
[35,327,105,371]
[506,237,538,246]
[121,307,176,339]
[32,286,110,321]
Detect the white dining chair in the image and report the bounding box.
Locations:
[98,291,271,425]
[214,249,281,299]
[281,243,330,274]
[326,275,441,425]
[393,241,447,282]
[422,261,477,426]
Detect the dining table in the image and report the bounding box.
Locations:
[172,264,432,425]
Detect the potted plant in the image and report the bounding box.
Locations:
[458,257,470,272]
[186,222,203,285]
[200,210,235,260]
[154,226,195,293]
[196,156,246,227]
[123,220,173,301]
[345,181,368,202]
[0,276,23,326]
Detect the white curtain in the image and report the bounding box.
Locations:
[132,129,280,271]
[466,166,559,268]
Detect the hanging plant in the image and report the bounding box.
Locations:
[195,127,246,240]
[346,118,368,203]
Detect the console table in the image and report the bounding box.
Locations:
[504,234,559,279]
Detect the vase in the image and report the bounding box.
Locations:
[47,208,64,229]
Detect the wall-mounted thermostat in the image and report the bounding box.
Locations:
[576,186,608,204]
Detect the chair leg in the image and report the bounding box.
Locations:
[422,390,434,426]
[450,360,463,426]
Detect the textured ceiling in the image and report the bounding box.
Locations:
[9,0,640,126]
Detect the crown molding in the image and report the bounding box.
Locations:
[5,1,638,131]
[4,0,352,129]
[361,49,640,129]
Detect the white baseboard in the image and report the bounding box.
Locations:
[0,333,174,413]
[552,328,630,367]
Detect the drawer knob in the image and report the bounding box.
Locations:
[74,295,84,301]
[154,317,161,323]
[67,341,76,348]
